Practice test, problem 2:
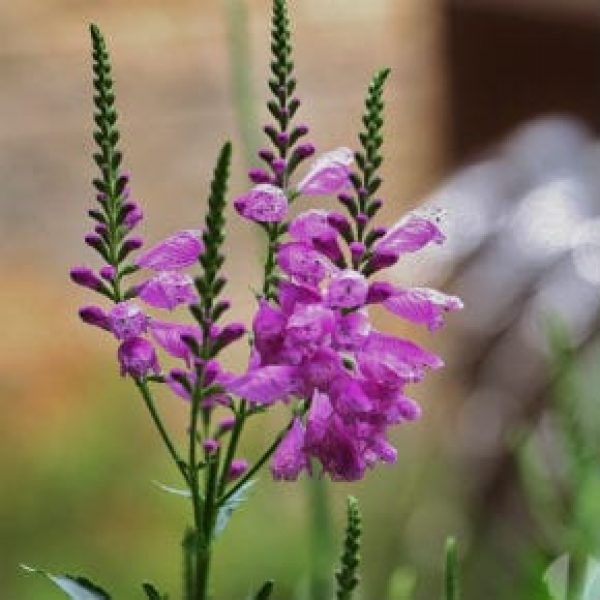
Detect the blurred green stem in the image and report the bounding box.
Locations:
[223,0,260,168]
[308,473,334,600]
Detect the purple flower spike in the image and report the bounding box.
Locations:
[383,287,464,331]
[149,320,203,364]
[296,147,354,196]
[228,459,248,481]
[139,271,197,310]
[234,184,288,223]
[326,270,368,309]
[117,337,160,379]
[108,302,149,340]
[79,305,110,331]
[70,266,102,291]
[271,418,308,481]
[136,230,204,271]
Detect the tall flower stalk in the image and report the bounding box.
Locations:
[30,1,464,598]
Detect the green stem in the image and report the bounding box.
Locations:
[135,378,189,483]
[218,416,294,506]
[217,400,247,496]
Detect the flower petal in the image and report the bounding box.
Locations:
[135,230,204,271]
[234,184,288,222]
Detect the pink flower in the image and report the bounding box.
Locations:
[79,305,110,331]
[296,147,354,196]
[148,320,203,364]
[277,242,336,287]
[135,230,204,271]
[288,209,343,263]
[226,365,300,405]
[138,271,197,310]
[326,270,369,309]
[383,287,463,331]
[271,418,309,481]
[228,458,249,481]
[234,184,288,222]
[108,302,149,340]
[367,212,445,273]
[70,266,102,291]
[117,337,160,378]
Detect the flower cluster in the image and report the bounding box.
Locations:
[229,69,463,481]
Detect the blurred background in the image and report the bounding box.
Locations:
[1,0,600,598]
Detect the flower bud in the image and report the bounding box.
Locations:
[366,281,395,304]
[213,322,246,351]
[119,236,144,261]
[100,265,117,281]
[79,305,110,330]
[218,416,236,433]
[117,337,160,379]
[228,458,248,481]
[248,168,272,184]
[203,438,220,455]
[70,266,102,291]
[258,148,275,164]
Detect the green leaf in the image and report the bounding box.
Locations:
[214,479,256,538]
[142,581,168,600]
[152,480,192,498]
[443,537,460,600]
[250,580,274,600]
[21,565,111,599]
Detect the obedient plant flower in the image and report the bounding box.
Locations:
[230,66,464,482]
[118,337,160,378]
[296,147,354,196]
[135,230,204,271]
[138,271,198,310]
[56,4,463,599]
[234,184,288,222]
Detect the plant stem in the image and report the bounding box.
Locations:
[135,378,189,483]
[217,400,247,496]
[218,416,294,506]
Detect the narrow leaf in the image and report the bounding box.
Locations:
[142,581,168,600]
[214,479,256,538]
[21,565,111,600]
[443,537,460,600]
[251,580,274,600]
[152,480,192,498]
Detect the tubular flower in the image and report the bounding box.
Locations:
[296,147,354,196]
[234,184,288,223]
[138,271,198,310]
[135,230,204,271]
